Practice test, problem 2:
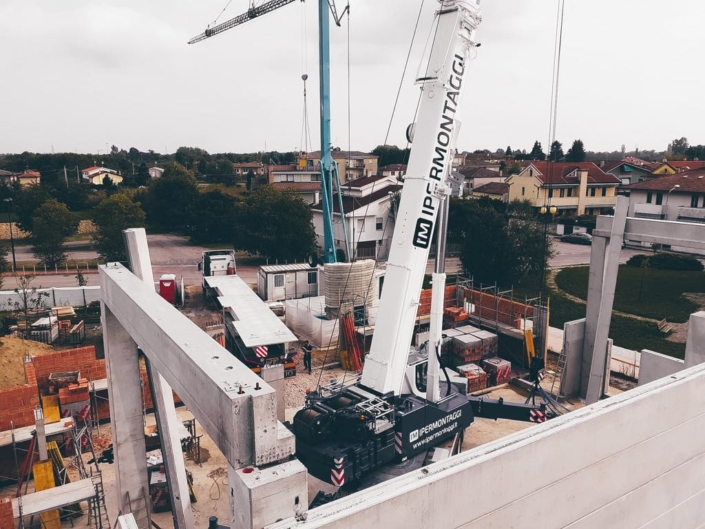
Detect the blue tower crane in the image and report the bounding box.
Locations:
[189,0,350,263]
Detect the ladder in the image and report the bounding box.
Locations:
[88,471,111,529]
[550,347,568,397]
[121,488,152,529]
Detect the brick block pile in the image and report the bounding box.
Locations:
[32,346,106,389]
[0,498,14,528]
[0,384,39,430]
[456,363,487,393]
[482,357,512,386]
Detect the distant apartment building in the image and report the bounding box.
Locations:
[270,167,321,205]
[81,166,123,185]
[601,160,653,186]
[627,170,705,221]
[505,162,620,216]
[305,151,378,183]
[379,164,407,179]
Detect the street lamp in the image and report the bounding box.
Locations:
[665,184,681,204]
[3,198,16,273]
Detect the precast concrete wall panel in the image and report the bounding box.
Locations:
[275,364,705,529]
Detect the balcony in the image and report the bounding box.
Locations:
[530,195,618,209]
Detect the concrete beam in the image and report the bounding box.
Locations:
[594,216,705,251]
[124,228,193,529]
[99,263,294,468]
[685,311,705,368]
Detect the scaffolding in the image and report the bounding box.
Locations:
[5,403,111,529]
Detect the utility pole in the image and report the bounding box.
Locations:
[64,166,68,186]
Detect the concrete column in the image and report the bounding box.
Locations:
[579,235,606,397]
[583,197,628,404]
[34,408,48,461]
[684,311,705,368]
[123,228,194,529]
[260,365,285,423]
[101,302,149,517]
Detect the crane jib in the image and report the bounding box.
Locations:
[412,53,466,250]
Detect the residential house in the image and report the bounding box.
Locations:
[379,164,407,180]
[458,166,503,195]
[305,151,378,183]
[651,160,705,175]
[0,169,41,187]
[627,171,705,221]
[626,170,705,254]
[602,160,653,186]
[270,167,321,205]
[82,166,123,185]
[148,166,164,178]
[311,175,399,259]
[232,162,265,176]
[472,182,509,202]
[505,162,620,216]
[452,152,467,169]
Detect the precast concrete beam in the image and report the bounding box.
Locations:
[99,263,294,468]
[685,311,705,368]
[615,217,705,250]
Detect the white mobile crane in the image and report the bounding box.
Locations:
[293,0,549,488]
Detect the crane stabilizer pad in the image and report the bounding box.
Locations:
[395,394,474,459]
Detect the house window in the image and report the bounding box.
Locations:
[521,187,525,196]
[376,217,383,230]
[286,174,294,182]
[691,194,699,208]
[560,189,565,198]
[602,186,607,196]
[548,189,553,198]
[656,192,664,205]
[307,271,317,285]
[646,192,653,203]
[567,188,573,197]
[274,274,284,288]
[311,174,321,182]
[529,169,534,177]
[590,187,596,197]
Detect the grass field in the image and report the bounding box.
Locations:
[555,265,705,323]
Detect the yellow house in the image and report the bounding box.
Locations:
[81,166,123,185]
[652,161,705,175]
[305,151,378,183]
[505,162,621,216]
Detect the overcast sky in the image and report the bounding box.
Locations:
[1,0,703,156]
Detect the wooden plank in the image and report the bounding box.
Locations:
[0,419,74,447]
[12,478,95,518]
[32,460,61,529]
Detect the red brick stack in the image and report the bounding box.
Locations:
[0,385,39,430]
[482,357,512,386]
[0,498,14,528]
[456,363,487,393]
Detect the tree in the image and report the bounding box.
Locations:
[670,137,689,156]
[93,194,147,262]
[31,199,79,267]
[549,141,564,162]
[685,145,705,160]
[75,267,88,286]
[135,163,150,187]
[233,186,316,261]
[449,198,551,287]
[565,139,586,162]
[189,190,239,244]
[12,185,52,232]
[146,162,199,229]
[13,275,50,328]
[246,169,255,191]
[505,146,513,157]
[529,141,546,161]
[371,145,411,167]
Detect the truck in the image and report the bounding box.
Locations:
[292,0,550,488]
[198,249,236,304]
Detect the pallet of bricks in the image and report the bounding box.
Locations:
[456,363,487,393]
[482,357,512,386]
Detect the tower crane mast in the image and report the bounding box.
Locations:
[189,0,349,263]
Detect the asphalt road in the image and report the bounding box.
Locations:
[9,234,647,289]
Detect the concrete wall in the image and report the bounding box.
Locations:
[638,349,684,386]
[0,285,100,310]
[275,363,705,529]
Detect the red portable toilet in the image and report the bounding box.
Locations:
[159,274,176,304]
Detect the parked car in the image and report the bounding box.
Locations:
[560,232,593,245]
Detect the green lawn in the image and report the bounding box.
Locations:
[555,266,705,323]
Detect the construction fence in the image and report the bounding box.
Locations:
[0,286,100,312]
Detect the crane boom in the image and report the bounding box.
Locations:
[188,0,298,45]
[360,1,482,396]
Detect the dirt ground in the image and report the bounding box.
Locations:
[0,337,54,389]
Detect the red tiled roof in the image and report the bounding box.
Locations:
[624,170,705,193]
[82,166,102,173]
[271,182,321,192]
[665,161,705,172]
[312,185,402,214]
[528,162,620,185]
[474,182,509,195]
[622,156,659,170]
[461,167,500,179]
[346,174,391,188]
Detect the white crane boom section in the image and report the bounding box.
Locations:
[361,0,482,396]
